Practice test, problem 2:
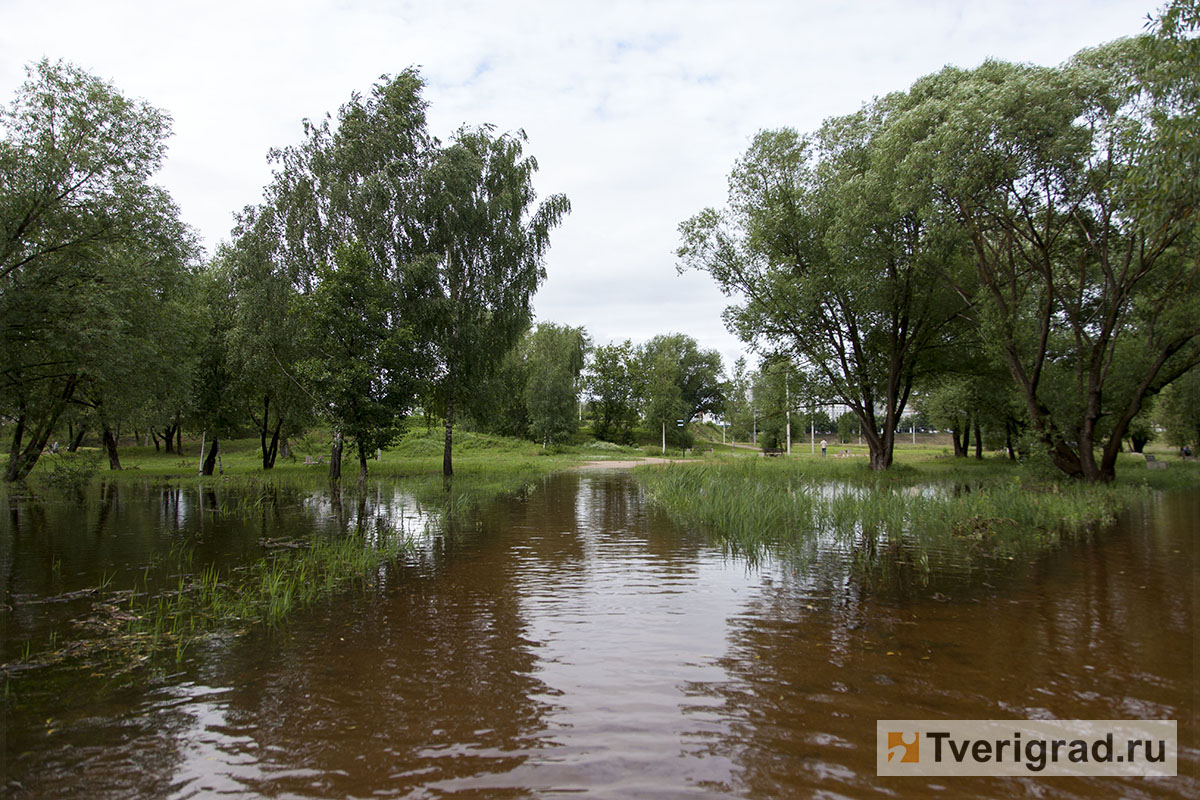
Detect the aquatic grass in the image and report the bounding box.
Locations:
[634,459,1154,574]
[2,527,417,678]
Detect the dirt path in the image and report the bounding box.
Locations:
[573,457,689,470]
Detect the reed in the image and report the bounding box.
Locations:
[634,458,1154,573]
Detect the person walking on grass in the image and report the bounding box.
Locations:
[820,439,827,457]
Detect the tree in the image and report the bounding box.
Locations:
[894,33,1199,481]
[748,357,804,450]
[637,333,725,449]
[220,207,315,469]
[0,59,172,283]
[461,332,531,438]
[1156,367,1200,450]
[836,411,858,444]
[587,340,641,443]
[189,266,241,476]
[264,69,434,289]
[424,127,570,476]
[723,356,755,442]
[678,111,967,471]
[525,323,589,445]
[294,242,419,483]
[0,61,196,482]
[259,70,438,469]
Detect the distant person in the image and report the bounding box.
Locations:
[820,439,827,456]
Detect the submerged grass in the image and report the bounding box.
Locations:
[632,456,1190,575]
[4,528,416,677]
[1,463,547,679]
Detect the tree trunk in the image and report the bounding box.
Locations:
[4,376,78,482]
[150,429,161,451]
[860,421,894,471]
[952,412,972,458]
[5,412,28,483]
[329,430,343,482]
[176,421,183,456]
[951,422,967,458]
[259,396,283,470]
[102,425,122,470]
[262,407,282,470]
[201,437,219,476]
[264,422,281,470]
[874,425,895,470]
[443,391,455,478]
[358,446,369,486]
[973,418,983,460]
[69,426,85,453]
[1005,420,1017,461]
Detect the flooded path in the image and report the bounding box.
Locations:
[2,473,1196,797]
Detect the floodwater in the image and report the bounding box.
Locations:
[1,472,1196,798]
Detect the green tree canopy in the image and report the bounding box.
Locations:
[679,111,967,469]
[587,340,641,444]
[424,126,570,476]
[525,322,589,446]
[294,242,420,483]
[0,60,198,482]
[891,30,1198,481]
[637,333,725,448]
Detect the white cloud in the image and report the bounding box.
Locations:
[1,0,1149,372]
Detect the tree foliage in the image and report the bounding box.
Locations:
[525,323,589,445]
[587,340,641,443]
[638,333,724,448]
[294,242,419,483]
[679,112,966,469]
[891,32,1198,480]
[0,60,197,481]
[425,127,570,475]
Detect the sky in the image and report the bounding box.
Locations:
[0,0,1154,372]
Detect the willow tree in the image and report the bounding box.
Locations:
[424,127,570,476]
[0,60,196,481]
[892,21,1198,481]
[678,109,967,470]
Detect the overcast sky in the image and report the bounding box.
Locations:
[1,0,1152,371]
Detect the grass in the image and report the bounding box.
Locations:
[0,457,558,678]
[6,422,653,498]
[4,423,1195,673]
[633,453,1199,575]
[4,526,417,677]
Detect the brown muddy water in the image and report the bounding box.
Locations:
[1,473,1196,798]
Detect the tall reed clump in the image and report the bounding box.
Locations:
[634,460,1146,569]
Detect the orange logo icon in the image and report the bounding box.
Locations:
[887,731,920,763]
